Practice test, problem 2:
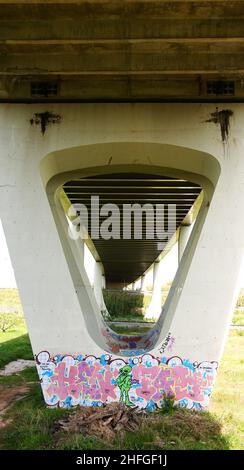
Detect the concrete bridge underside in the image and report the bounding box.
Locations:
[62,173,202,285]
[1,1,244,102]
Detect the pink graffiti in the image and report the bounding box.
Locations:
[166,336,176,353]
[47,362,82,401]
[40,355,215,408]
[101,328,155,354]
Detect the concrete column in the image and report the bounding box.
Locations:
[178,223,194,263]
[145,261,162,320]
[1,103,244,411]
[102,274,106,289]
[140,274,146,291]
[93,262,109,319]
[93,262,104,310]
[67,218,85,268]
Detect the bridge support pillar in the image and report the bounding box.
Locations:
[140,274,146,292]
[0,103,243,411]
[93,262,104,311]
[178,223,194,263]
[145,261,162,320]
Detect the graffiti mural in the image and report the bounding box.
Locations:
[159,332,176,354]
[101,326,160,356]
[36,350,218,411]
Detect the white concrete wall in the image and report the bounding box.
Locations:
[0,103,243,366]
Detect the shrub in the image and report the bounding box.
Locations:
[0,313,18,333]
[103,290,144,319]
[236,294,244,307]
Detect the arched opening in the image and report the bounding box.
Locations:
[40,142,220,356]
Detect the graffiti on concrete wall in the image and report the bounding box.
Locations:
[36,350,218,411]
[159,332,176,354]
[101,326,159,356]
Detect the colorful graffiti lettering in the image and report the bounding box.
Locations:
[101,326,158,356]
[159,332,176,354]
[36,351,218,410]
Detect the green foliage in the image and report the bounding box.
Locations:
[142,294,152,309]
[103,290,144,319]
[0,328,33,369]
[159,393,176,416]
[0,366,37,387]
[0,289,25,334]
[232,308,244,326]
[58,434,113,450]
[111,326,152,335]
[0,313,18,333]
[0,288,23,314]
[236,294,244,307]
[115,408,229,450]
[209,329,244,450]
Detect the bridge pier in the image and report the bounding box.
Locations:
[140,274,146,292]
[145,261,162,320]
[93,262,104,311]
[178,223,194,263]
[0,103,242,410]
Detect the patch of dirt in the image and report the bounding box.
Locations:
[56,403,144,443]
[0,417,13,430]
[0,383,29,429]
[0,384,29,413]
[0,359,35,376]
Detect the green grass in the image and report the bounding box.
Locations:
[0,320,243,450]
[0,317,33,369]
[232,308,244,326]
[0,288,23,314]
[0,289,243,449]
[0,370,230,451]
[53,407,229,451]
[0,380,67,450]
[0,366,37,387]
[209,329,244,450]
[111,326,152,335]
[103,290,144,319]
[109,315,148,323]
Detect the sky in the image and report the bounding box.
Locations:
[0,220,16,288]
